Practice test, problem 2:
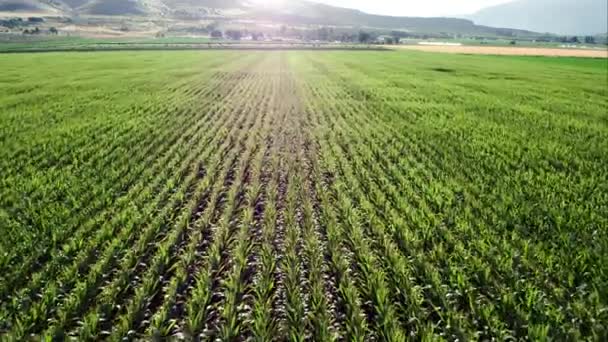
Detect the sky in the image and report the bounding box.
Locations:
[307,0,515,17]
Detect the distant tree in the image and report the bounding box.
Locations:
[1,18,24,28]
[358,31,371,43]
[338,33,355,42]
[392,36,400,45]
[206,21,219,32]
[509,40,516,45]
[584,36,596,44]
[225,30,242,40]
[23,27,41,35]
[384,37,394,45]
[210,30,223,39]
[569,36,580,43]
[49,27,58,35]
[317,27,330,41]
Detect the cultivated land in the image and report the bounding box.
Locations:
[0,50,607,340]
[398,45,608,58]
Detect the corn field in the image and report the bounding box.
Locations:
[0,51,607,341]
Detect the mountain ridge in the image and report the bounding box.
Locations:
[0,0,539,37]
[469,0,608,35]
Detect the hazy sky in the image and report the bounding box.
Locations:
[311,0,515,17]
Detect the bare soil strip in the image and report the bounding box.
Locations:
[395,45,608,58]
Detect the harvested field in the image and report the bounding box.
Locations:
[397,44,608,58]
[0,50,607,340]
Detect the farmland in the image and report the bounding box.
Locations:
[0,50,607,340]
[397,44,608,58]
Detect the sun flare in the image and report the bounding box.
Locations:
[249,0,289,7]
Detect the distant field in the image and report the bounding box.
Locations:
[0,36,218,52]
[0,36,384,52]
[0,51,607,340]
[398,44,608,58]
[2,36,606,55]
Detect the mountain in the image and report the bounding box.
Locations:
[81,0,145,15]
[0,0,57,12]
[469,0,608,35]
[0,0,144,14]
[250,1,500,34]
[0,0,538,37]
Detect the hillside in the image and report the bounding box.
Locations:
[469,0,608,35]
[82,0,144,15]
[249,1,519,35]
[0,0,538,37]
[0,0,56,12]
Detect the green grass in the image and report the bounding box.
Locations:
[0,50,606,340]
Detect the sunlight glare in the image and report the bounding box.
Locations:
[249,0,289,7]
